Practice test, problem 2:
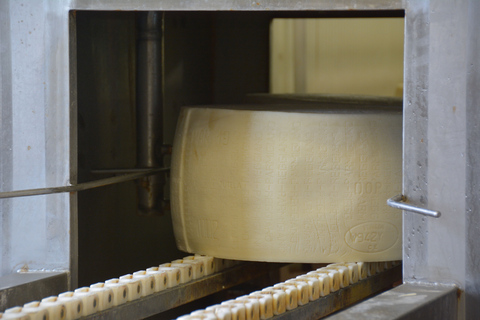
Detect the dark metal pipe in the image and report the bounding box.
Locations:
[136,11,164,216]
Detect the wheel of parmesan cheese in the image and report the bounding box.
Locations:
[170,104,402,263]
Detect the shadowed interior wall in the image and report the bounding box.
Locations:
[75,11,270,286]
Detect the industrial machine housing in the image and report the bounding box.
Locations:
[0,0,478,319]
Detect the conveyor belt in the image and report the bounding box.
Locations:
[177,262,401,320]
[0,259,401,320]
[82,262,280,320]
[0,257,281,320]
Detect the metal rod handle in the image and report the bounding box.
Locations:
[387,194,441,218]
[0,168,169,199]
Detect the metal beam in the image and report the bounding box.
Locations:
[69,0,404,11]
[0,272,68,310]
[324,283,458,320]
[403,0,480,318]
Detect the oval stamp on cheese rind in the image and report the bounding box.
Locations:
[345,222,399,253]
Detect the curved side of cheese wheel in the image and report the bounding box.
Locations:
[171,107,402,263]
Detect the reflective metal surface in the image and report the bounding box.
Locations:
[465,0,480,316]
[2,0,480,318]
[0,168,169,199]
[0,272,68,310]
[136,11,165,216]
[325,283,458,320]
[404,0,480,318]
[387,194,440,218]
[0,0,72,280]
[69,0,404,11]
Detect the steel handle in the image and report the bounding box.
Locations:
[0,167,169,199]
[387,194,441,218]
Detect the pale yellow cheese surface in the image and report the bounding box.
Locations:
[171,107,402,263]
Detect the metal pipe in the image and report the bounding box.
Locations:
[136,11,164,216]
[0,168,169,199]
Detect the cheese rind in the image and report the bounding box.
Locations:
[171,107,402,263]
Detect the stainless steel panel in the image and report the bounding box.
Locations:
[0,0,14,278]
[403,1,430,287]
[0,272,68,310]
[404,0,480,318]
[0,0,72,279]
[69,0,404,11]
[465,1,480,318]
[325,283,458,320]
[4,0,480,317]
